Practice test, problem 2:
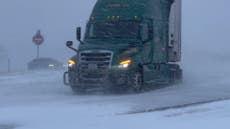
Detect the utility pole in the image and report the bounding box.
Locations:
[7,58,10,73]
[37,46,40,58]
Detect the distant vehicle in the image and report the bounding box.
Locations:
[28,58,63,70]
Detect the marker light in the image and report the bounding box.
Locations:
[68,60,76,67]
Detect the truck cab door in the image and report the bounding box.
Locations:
[139,20,153,64]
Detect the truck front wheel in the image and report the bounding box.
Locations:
[129,66,144,93]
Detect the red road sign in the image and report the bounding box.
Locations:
[33,30,44,46]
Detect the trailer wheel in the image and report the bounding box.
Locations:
[169,64,183,84]
[176,68,183,83]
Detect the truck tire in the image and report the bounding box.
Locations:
[70,86,86,94]
[129,66,144,93]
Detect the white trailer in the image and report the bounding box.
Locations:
[168,0,182,62]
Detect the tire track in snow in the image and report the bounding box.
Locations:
[125,97,230,115]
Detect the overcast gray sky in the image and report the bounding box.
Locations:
[0,0,97,72]
[0,0,230,72]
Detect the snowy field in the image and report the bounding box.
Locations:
[1,63,230,129]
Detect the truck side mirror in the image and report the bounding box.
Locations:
[66,41,73,47]
[66,41,78,53]
[77,27,81,41]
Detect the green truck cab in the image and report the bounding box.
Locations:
[64,0,182,93]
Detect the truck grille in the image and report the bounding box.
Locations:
[79,50,113,81]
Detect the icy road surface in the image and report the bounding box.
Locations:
[0,66,230,129]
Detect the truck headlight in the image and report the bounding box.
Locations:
[119,59,131,68]
[68,59,76,67]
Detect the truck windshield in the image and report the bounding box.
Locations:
[86,21,139,39]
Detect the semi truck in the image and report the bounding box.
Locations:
[64,0,182,93]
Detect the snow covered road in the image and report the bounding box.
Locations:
[1,69,230,129]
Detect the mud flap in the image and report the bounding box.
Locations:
[63,71,70,85]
